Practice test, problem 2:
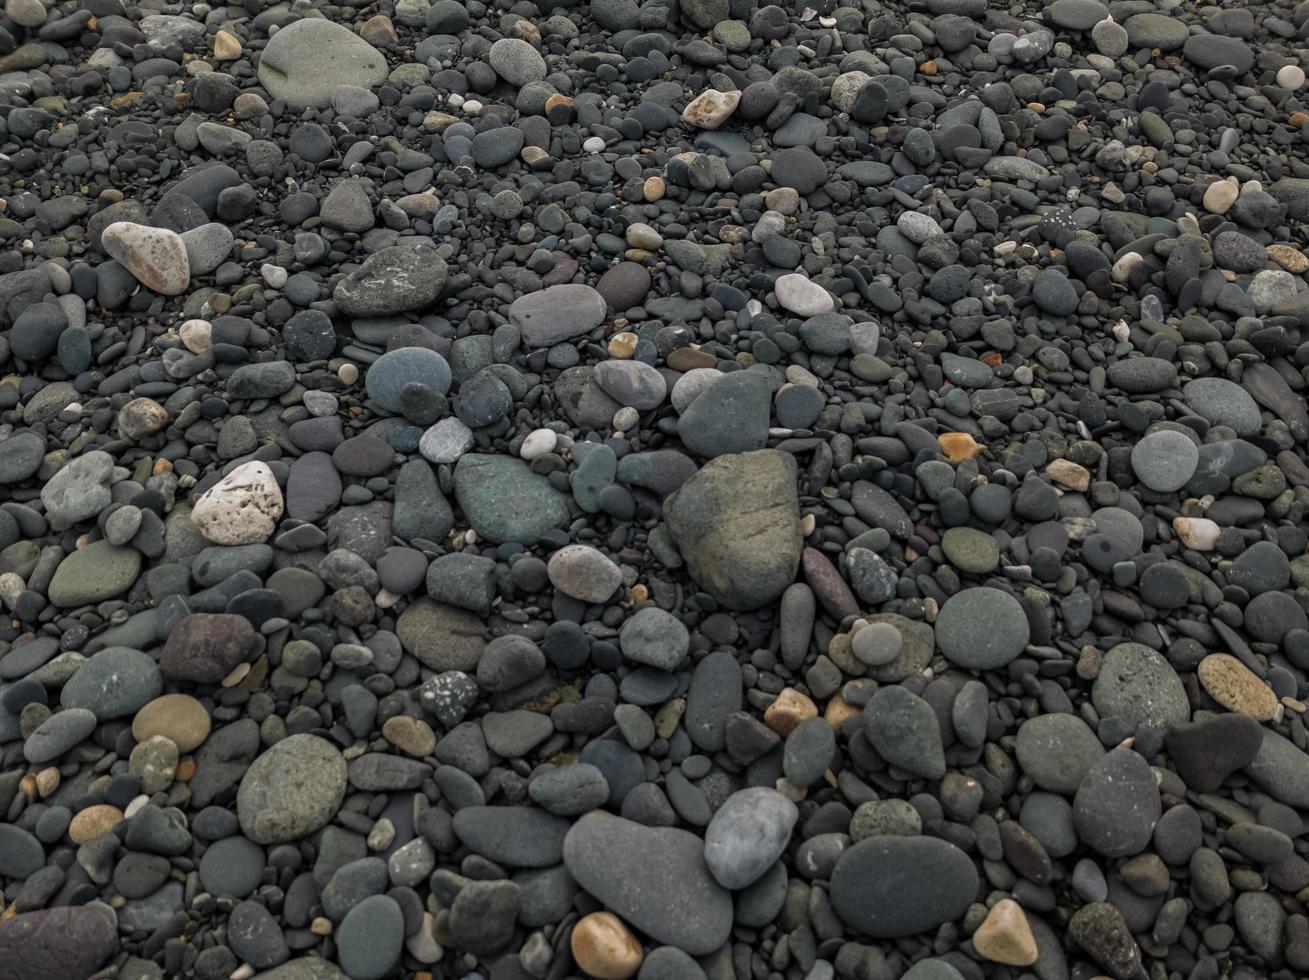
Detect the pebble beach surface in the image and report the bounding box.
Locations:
[2,2,1309,980]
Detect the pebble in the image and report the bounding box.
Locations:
[830,837,978,938]
[702,788,798,888]
[236,734,347,844]
[190,461,284,545]
[1,0,1308,975]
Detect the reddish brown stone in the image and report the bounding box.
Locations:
[160,613,259,684]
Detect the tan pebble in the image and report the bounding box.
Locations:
[359,14,397,45]
[1267,243,1309,273]
[35,767,59,798]
[973,898,1039,966]
[682,89,741,129]
[152,458,174,476]
[18,773,37,800]
[823,693,860,729]
[222,661,251,687]
[800,513,816,535]
[1046,458,1090,491]
[1203,177,1239,215]
[133,693,212,753]
[338,362,359,385]
[175,757,196,782]
[938,431,983,462]
[213,29,241,61]
[311,916,333,936]
[570,912,643,979]
[643,177,666,202]
[124,794,149,818]
[764,687,818,737]
[69,804,124,844]
[382,715,437,757]
[544,93,575,114]
[608,332,638,358]
[1198,654,1279,721]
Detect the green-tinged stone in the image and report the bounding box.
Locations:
[453,454,570,545]
[48,541,142,607]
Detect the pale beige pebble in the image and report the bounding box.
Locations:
[69,804,124,844]
[338,362,359,385]
[612,406,640,431]
[124,794,150,818]
[463,100,484,115]
[764,187,800,215]
[130,735,180,793]
[1203,177,1239,215]
[608,331,639,358]
[830,70,872,112]
[643,176,665,201]
[1173,516,1220,550]
[1278,64,1306,91]
[973,898,1039,966]
[368,817,396,850]
[1046,458,1090,491]
[382,715,437,757]
[213,29,242,60]
[625,222,663,250]
[1267,243,1309,274]
[583,136,606,153]
[682,88,742,129]
[800,513,816,535]
[775,273,835,316]
[1197,653,1279,722]
[4,0,46,29]
[375,587,400,609]
[311,917,333,936]
[34,767,59,798]
[785,365,820,387]
[520,427,557,460]
[406,911,444,963]
[118,396,170,441]
[0,571,27,610]
[191,460,283,545]
[570,912,644,980]
[764,687,818,737]
[179,318,212,353]
[231,965,256,980]
[1111,251,1143,283]
[132,693,211,753]
[222,661,251,687]
[102,221,190,295]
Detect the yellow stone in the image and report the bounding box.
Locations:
[939,431,984,462]
[132,693,211,753]
[69,804,124,844]
[608,332,638,359]
[973,898,1039,966]
[823,693,861,730]
[1046,458,1090,491]
[1268,244,1309,273]
[382,715,437,757]
[213,30,241,61]
[764,688,818,737]
[571,912,643,979]
[1197,654,1279,721]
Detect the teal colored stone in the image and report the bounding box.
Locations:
[453,454,570,545]
[571,445,617,514]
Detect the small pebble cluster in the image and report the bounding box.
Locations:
[2,2,1309,980]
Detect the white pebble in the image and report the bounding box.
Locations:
[612,406,640,431]
[261,263,288,288]
[583,136,606,153]
[1278,65,1306,91]
[463,99,483,115]
[520,427,558,460]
